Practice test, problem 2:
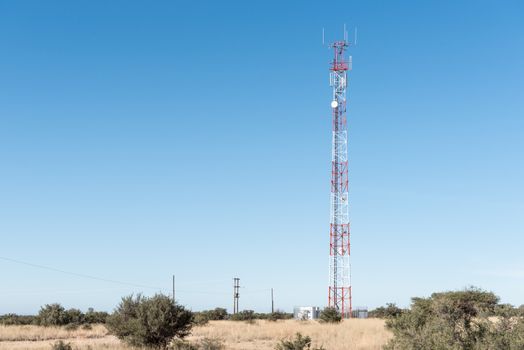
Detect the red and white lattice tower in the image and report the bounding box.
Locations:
[328,35,352,318]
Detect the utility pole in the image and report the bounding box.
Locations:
[233,278,240,314]
[172,275,175,304]
[271,288,274,313]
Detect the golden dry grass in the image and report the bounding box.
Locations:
[190,319,391,350]
[0,324,108,341]
[0,319,391,350]
[0,324,124,350]
[0,337,126,350]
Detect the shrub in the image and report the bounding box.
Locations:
[170,337,224,350]
[65,308,85,325]
[369,303,403,318]
[192,312,210,326]
[518,305,524,317]
[51,340,73,350]
[205,308,227,321]
[85,308,109,324]
[193,308,228,326]
[493,303,519,317]
[38,304,106,327]
[106,293,194,349]
[267,311,292,322]
[275,333,325,350]
[384,287,524,350]
[319,307,341,323]
[38,304,69,326]
[229,310,255,322]
[64,323,79,331]
[0,314,37,325]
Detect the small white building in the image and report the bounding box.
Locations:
[352,307,368,319]
[294,306,321,320]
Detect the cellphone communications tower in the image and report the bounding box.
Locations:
[328,30,352,318]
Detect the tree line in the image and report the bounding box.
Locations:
[0,305,108,327]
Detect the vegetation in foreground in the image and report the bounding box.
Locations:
[318,307,342,324]
[106,294,193,349]
[3,287,524,349]
[384,287,524,350]
[275,333,325,350]
[51,340,73,350]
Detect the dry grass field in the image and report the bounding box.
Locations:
[0,319,391,350]
[191,319,391,350]
[0,324,123,350]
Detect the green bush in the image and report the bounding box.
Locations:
[369,303,404,319]
[204,308,227,321]
[193,308,229,326]
[85,308,109,324]
[493,303,519,317]
[38,304,69,326]
[319,307,341,324]
[267,311,292,322]
[64,323,79,331]
[191,309,291,323]
[275,333,325,350]
[106,293,194,349]
[65,308,85,325]
[192,312,210,326]
[51,340,73,350]
[37,304,106,327]
[518,305,524,317]
[229,310,255,321]
[384,287,524,350]
[0,314,37,325]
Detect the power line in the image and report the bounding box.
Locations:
[0,255,162,290]
[0,287,133,297]
[242,288,272,294]
[176,290,230,295]
[0,256,267,299]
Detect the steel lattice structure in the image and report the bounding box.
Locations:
[328,38,352,318]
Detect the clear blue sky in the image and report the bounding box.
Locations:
[1,0,523,314]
